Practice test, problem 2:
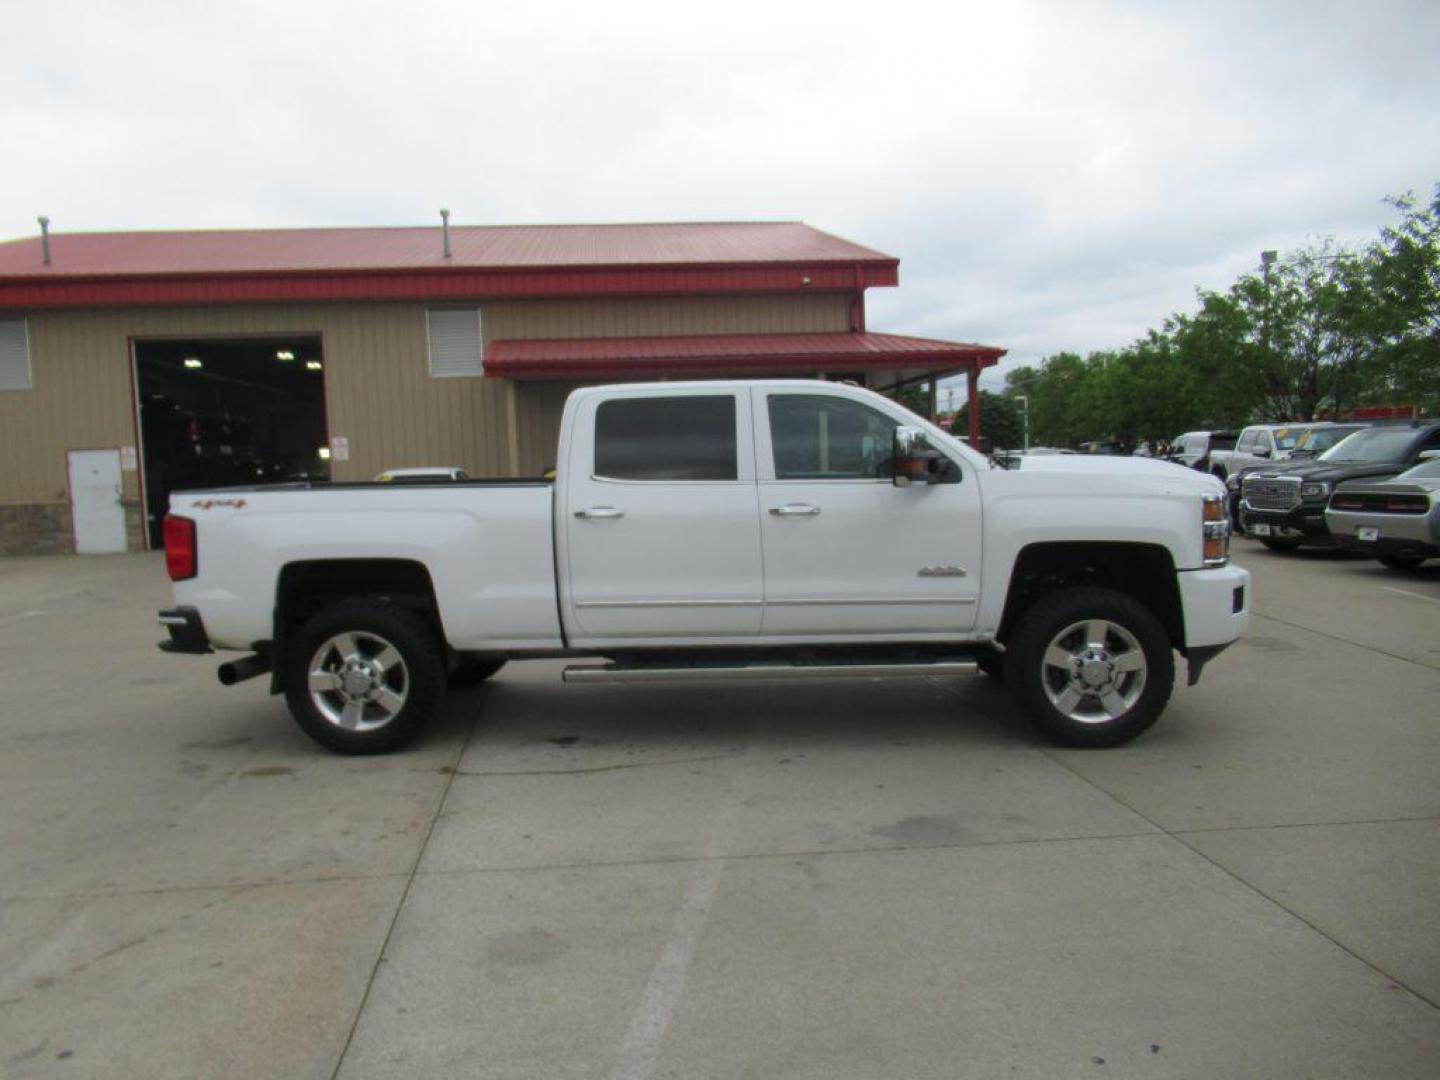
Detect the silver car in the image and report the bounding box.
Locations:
[1325,457,1440,570]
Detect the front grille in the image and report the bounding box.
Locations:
[1329,491,1429,515]
[1243,475,1301,512]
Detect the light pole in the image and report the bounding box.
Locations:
[1016,395,1030,452]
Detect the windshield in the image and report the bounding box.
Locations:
[1293,426,1363,454]
[1319,427,1419,464]
[1396,458,1440,481]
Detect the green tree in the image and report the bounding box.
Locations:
[1365,186,1440,413]
[952,390,1024,449]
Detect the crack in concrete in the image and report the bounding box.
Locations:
[451,753,736,778]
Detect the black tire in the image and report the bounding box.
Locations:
[283,599,446,754]
[1261,539,1302,552]
[449,657,507,687]
[1379,553,1426,571]
[1003,586,1175,748]
[975,645,1005,682]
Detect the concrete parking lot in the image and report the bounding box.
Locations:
[1,542,1438,1079]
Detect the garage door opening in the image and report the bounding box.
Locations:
[135,335,329,547]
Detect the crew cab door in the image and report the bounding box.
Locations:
[559,387,763,641]
[753,388,982,636]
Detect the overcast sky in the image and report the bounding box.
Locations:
[4,0,1438,390]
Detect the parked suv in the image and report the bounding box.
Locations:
[1167,431,1239,474]
[1240,421,1440,549]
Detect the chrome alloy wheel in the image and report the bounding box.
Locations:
[1039,618,1147,724]
[306,631,410,732]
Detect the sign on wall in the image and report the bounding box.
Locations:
[330,435,350,462]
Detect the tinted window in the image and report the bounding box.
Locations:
[1320,427,1425,464]
[594,395,737,481]
[768,394,899,480]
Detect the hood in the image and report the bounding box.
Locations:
[1244,459,1409,485]
[1003,453,1223,495]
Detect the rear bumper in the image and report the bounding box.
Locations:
[1325,508,1437,557]
[158,607,213,654]
[1178,563,1250,650]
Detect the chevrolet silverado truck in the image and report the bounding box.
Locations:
[157,380,1249,754]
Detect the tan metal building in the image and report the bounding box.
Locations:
[0,222,1002,555]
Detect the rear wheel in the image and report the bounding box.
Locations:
[283,599,445,754]
[1004,587,1174,748]
[1379,553,1426,570]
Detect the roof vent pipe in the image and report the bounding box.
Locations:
[38,216,51,265]
[440,208,452,259]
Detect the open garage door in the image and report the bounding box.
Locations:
[135,335,329,547]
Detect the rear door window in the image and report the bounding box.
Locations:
[594,395,738,481]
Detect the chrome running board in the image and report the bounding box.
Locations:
[561,660,979,684]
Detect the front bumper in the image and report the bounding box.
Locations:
[1178,563,1250,650]
[1239,503,1332,543]
[158,606,213,654]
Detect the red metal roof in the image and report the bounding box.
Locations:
[484,332,1004,380]
[0,222,891,276]
[0,222,897,309]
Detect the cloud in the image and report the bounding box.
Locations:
[3,0,1438,390]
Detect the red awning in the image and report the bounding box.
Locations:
[484,331,1004,380]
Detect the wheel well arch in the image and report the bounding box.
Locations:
[996,542,1185,650]
[275,558,444,650]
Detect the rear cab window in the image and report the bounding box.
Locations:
[593,394,739,481]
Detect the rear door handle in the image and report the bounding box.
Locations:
[575,506,625,520]
[769,503,820,517]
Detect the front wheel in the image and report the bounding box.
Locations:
[1004,587,1175,748]
[283,600,446,754]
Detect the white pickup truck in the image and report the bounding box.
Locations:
[158,380,1249,753]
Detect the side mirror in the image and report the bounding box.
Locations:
[891,426,948,487]
[1254,448,1270,459]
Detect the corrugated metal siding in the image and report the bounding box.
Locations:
[1,293,849,513]
[0,302,512,506]
[484,294,849,342]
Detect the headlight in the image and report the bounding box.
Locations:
[1226,473,1241,491]
[1203,495,1230,566]
[1300,481,1330,499]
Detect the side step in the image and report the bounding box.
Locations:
[561,659,979,684]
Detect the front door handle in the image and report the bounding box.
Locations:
[769,503,820,517]
[575,506,625,520]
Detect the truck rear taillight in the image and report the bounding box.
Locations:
[163,515,198,581]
